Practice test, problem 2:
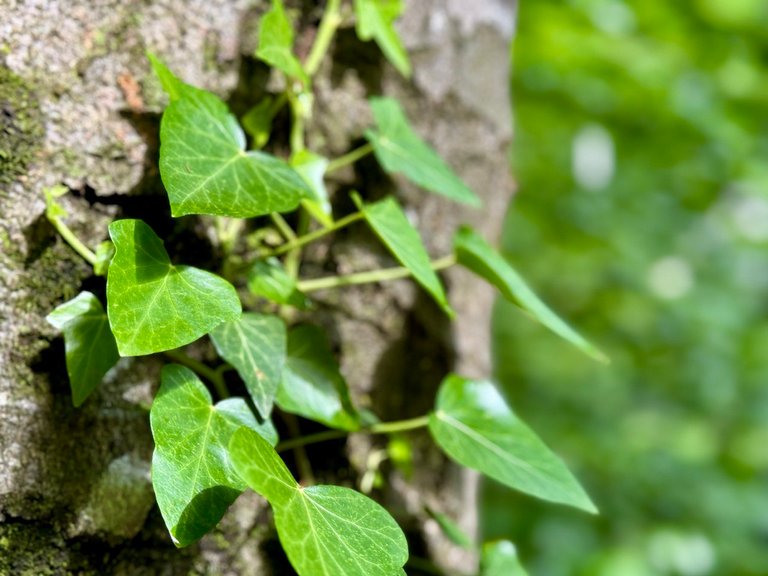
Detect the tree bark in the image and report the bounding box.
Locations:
[0,0,516,573]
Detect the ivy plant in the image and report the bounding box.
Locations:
[45,1,605,574]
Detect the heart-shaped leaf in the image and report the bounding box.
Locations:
[230,428,409,576]
[210,313,287,418]
[46,291,119,407]
[151,364,277,547]
[454,227,607,363]
[158,72,311,218]
[276,324,360,431]
[256,0,309,84]
[365,97,480,206]
[292,150,334,227]
[429,375,597,514]
[148,52,184,101]
[107,219,241,356]
[356,195,453,316]
[481,541,529,576]
[354,0,411,77]
[248,257,311,309]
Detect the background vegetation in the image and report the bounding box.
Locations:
[485,1,768,574]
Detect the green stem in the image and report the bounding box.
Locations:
[297,254,457,292]
[270,212,297,242]
[275,414,431,453]
[266,211,365,258]
[287,90,305,153]
[369,415,431,434]
[325,142,374,174]
[282,413,315,484]
[304,0,342,77]
[163,349,230,399]
[48,215,98,267]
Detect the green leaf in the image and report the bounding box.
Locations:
[256,0,309,84]
[291,150,334,227]
[93,241,115,277]
[159,81,311,218]
[481,541,529,576]
[453,227,607,363]
[276,324,360,431]
[150,365,277,547]
[365,97,480,206]
[248,257,311,309]
[107,219,241,356]
[46,291,119,407]
[229,427,297,506]
[356,195,453,316]
[242,97,275,149]
[429,375,597,514]
[230,428,409,576]
[209,313,287,418]
[147,52,184,101]
[354,0,411,77]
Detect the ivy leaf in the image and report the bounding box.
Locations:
[150,365,277,547]
[292,150,334,227]
[454,227,607,363]
[242,97,275,149]
[481,541,529,576]
[230,428,409,576]
[355,194,453,316]
[354,0,411,78]
[46,291,119,407]
[365,98,480,207]
[256,0,309,84]
[159,77,311,218]
[210,313,287,419]
[276,324,360,431]
[248,257,311,309]
[93,241,115,277]
[147,52,185,101]
[107,219,241,356]
[429,375,597,514]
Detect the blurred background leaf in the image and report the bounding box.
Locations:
[485,1,768,575]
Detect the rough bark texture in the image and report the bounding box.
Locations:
[0,0,516,574]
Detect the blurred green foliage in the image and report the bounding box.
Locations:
[485,1,768,575]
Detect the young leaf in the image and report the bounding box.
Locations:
[46,291,119,407]
[107,219,241,356]
[454,227,607,363]
[365,97,480,206]
[354,0,411,77]
[150,365,277,547]
[356,195,453,316]
[93,241,115,277]
[248,257,311,309]
[291,150,334,227]
[481,541,529,576]
[256,0,309,84]
[209,313,287,418]
[276,324,360,431]
[230,428,409,576]
[147,52,185,101]
[242,97,275,149]
[429,375,597,514]
[159,79,311,218]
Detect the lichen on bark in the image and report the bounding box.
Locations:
[0,66,42,188]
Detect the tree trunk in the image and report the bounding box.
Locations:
[0,0,516,573]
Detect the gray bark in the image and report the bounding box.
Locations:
[0,0,515,573]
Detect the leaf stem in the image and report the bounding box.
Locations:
[304,0,343,77]
[287,90,305,153]
[297,254,456,292]
[270,212,297,242]
[275,414,431,453]
[325,142,374,174]
[47,214,98,267]
[266,211,365,257]
[163,349,230,399]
